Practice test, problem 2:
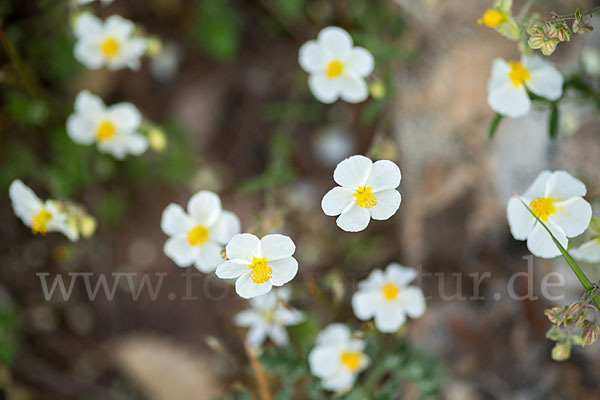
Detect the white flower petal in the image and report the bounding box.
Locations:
[316,323,351,345]
[195,241,225,273]
[235,272,273,299]
[526,220,566,259]
[336,203,370,232]
[187,191,222,226]
[551,197,592,238]
[369,189,401,221]
[351,290,379,320]
[523,170,552,199]
[374,304,406,332]
[545,170,587,199]
[299,41,325,73]
[488,78,530,118]
[233,310,259,327]
[269,325,289,346]
[397,286,426,318]
[67,115,96,145]
[385,263,417,286]
[333,155,373,188]
[572,240,600,263]
[308,73,340,104]
[9,180,42,223]
[74,41,105,69]
[74,13,103,38]
[74,90,106,117]
[160,203,191,235]
[338,75,368,103]
[523,55,563,101]
[309,346,340,379]
[322,368,355,393]
[164,236,197,267]
[366,160,401,192]
[246,324,268,348]
[357,269,385,290]
[210,211,241,244]
[216,260,249,279]
[269,257,298,286]
[317,26,353,59]
[321,187,354,217]
[345,47,374,77]
[124,132,149,155]
[104,15,135,39]
[225,233,260,262]
[109,103,142,132]
[261,234,295,261]
[506,196,536,240]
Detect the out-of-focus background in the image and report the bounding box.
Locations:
[1,0,600,398]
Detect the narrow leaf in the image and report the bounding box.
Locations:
[549,103,559,139]
[488,113,504,139]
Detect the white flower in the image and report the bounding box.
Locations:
[507,170,592,258]
[308,323,369,393]
[299,26,374,104]
[73,13,148,70]
[161,191,241,273]
[9,180,78,241]
[216,233,298,299]
[487,55,563,118]
[321,155,401,232]
[78,0,114,5]
[352,263,425,332]
[67,90,149,159]
[572,239,600,263]
[233,287,304,348]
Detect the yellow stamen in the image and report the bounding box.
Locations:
[382,282,400,300]
[508,61,530,86]
[326,59,344,79]
[353,186,377,209]
[101,37,119,58]
[530,197,556,222]
[340,351,362,371]
[478,9,506,28]
[187,225,209,246]
[248,256,272,284]
[96,121,116,142]
[31,209,52,235]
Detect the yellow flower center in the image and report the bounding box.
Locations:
[248,256,272,284]
[31,208,52,234]
[340,351,362,371]
[326,59,344,79]
[96,120,116,142]
[508,61,531,87]
[187,225,209,246]
[353,186,377,209]
[101,37,120,58]
[478,9,506,28]
[530,197,556,222]
[382,282,400,300]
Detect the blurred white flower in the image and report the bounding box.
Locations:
[582,47,600,77]
[572,239,600,263]
[507,171,591,258]
[67,90,149,159]
[9,180,78,241]
[321,155,401,232]
[487,55,563,118]
[73,13,148,70]
[299,26,374,103]
[308,323,369,393]
[313,126,354,167]
[216,233,298,299]
[150,42,181,83]
[233,287,304,348]
[77,0,114,5]
[161,191,241,273]
[352,263,425,332]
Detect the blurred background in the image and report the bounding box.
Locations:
[1,0,600,398]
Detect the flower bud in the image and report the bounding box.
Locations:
[551,342,571,361]
[148,128,167,152]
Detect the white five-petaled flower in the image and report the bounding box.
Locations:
[73,13,149,70]
[321,155,401,232]
[572,239,600,263]
[233,287,304,349]
[308,323,370,393]
[507,170,592,259]
[67,90,149,159]
[299,26,374,104]
[352,263,425,332]
[161,191,241,273]
[9,180,78,241]
[216,233,298,299]
[488,55,563,118]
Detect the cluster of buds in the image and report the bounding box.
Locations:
[573,8,594,34]
[528,19,571,56]
[545,286,600,361]
[61,202,97,240]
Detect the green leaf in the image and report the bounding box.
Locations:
[488,113,504,139]
[549,102,559,139]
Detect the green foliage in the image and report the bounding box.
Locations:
[0,302,19,367]
[548,102,559,140]
[189,0,241,62]
[488,113,504,139]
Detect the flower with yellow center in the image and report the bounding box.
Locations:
[67,90,149,159]
[233,287,304,349]
[352,263,426,333]
[299,26,374,103]
[478,9,506,28]
[476,0,519,39]
[308,324,370,393]
[9,180,78,241]
[216,233,298,299]
[507,170,592,259]
[322,155,401,232]
[487,55,563,118]
[161,190,241,272]
[73,13,149,70]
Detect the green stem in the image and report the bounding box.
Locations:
[516,197,600,309]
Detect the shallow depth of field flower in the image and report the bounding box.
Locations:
[321,155,401,232]
[233,287,303,349]
[477,0,519,40]
[216,233,298,298]
[299,26,374,104]
[507,170,592,258]
[67,90,149,159]
[161,191,241,273]
[352,263,426,332]
[487,55,563,118]
[572,239,600,263]
[308,323,370,393]
[73,13,149,70]
[9,180,78,241]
